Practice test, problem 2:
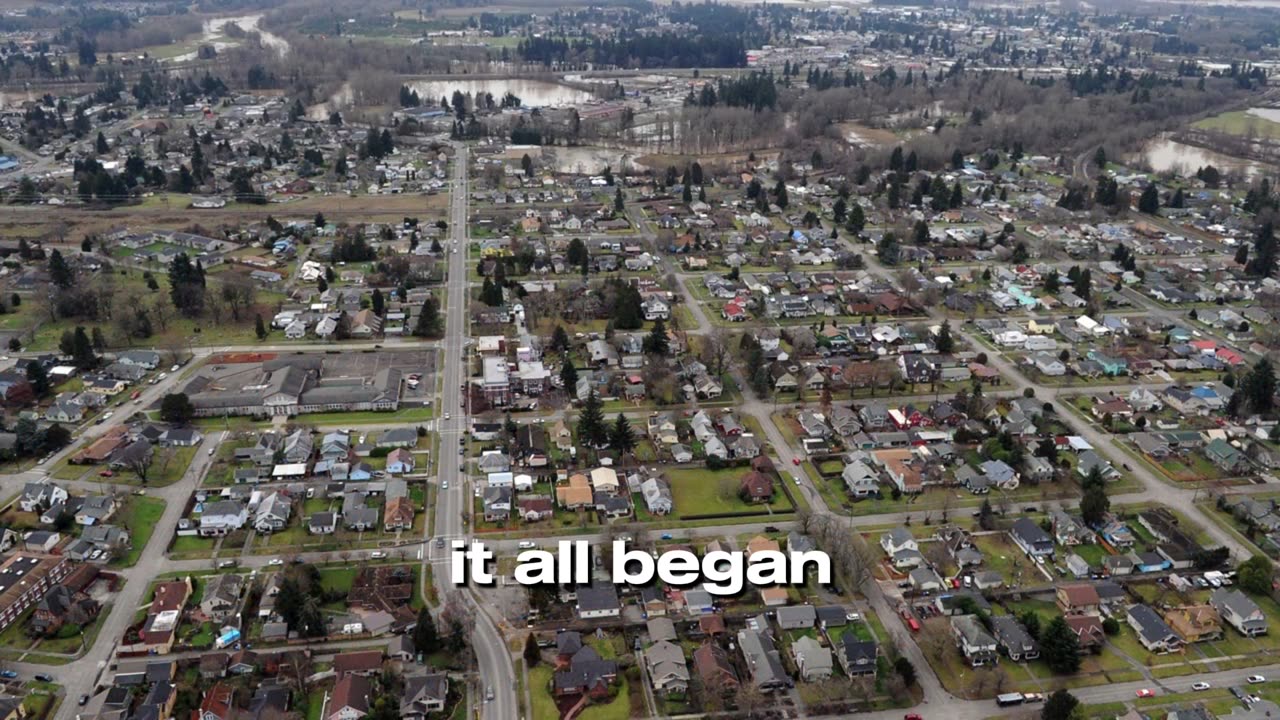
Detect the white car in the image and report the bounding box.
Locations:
[444,412,450,420]
[370,551,387,559]
[846,612,861,621]
[442,480,449,489]
[267,559,284,566]
[1192,682,1211,691]
[1249,675,1266,684]
[517,541,536,549]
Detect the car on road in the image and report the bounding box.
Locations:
[34,674,53,683]
[791,457,800,465]
[370,551,387,559]
[444,413,450,420]
[661,533,673,540]
[0,671,16,679]
[436,538,445,549]
[1023,694,1043,703]
[1249,675,1266,684]
[792,474,801,485]
[267,559,284,566]
[1136,689,1155,698]
[1192,682,1211,691]
[517,541,536,549]
[37,456,49,465]
[218,560,237,568]
[485,687,494,702]
[208,447,215,456]
[904,714,923,720]
[78,695,89,706]
[442,480,449,489]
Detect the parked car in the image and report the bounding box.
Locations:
[0,671,16,679]
[1136,689,1155,698]
[1192,682,1211,691]
[1249,675,1266,684]
[34,674,53,683]
[370,551,387,559]
[517,541,536,549]
[267,559,284,566]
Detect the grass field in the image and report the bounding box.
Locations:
[115,496,167,567]
[665,467,792,518]
[1193,110,1280,139]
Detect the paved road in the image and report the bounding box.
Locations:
[426,145,516,720]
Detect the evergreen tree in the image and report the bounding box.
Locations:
[1241,357,1276,415]
[1138,184,1160,214]
[613,282,644,330]
[550,326,570,353]
[1080,482,1110,527]
[1247,221,1278,278]
[610,414,636,453]
[644,318,669,355]
[481,278,504,306]
[559,355,578,395]
[255,314,268,340]
[48,250,73,289]
[614,187,624,212]
[412,607,440,655]
[1041,689,1080,720]
[523,633,541,667]
[577,391,608,447]
[413,296,442,338]
[26,361,49,396]
[71,326,96,370]
[1040,616,1082,673]
[936,320,955,354]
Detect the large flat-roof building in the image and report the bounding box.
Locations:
[0,553,73,632]
[482,357,511,406]
[187,356,401,417]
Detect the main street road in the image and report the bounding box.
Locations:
[425,145,516,720]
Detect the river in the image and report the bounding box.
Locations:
[406,79,593,108]
[1140,136,1266,177]
[170,13,289,63]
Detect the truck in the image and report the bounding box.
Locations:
[215,629,241,649]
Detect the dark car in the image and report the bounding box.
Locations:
[34,674,53,683]
[1230,686,1247,701]
[78,695,90,706]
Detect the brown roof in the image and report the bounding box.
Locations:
[692,643,738,689]
[1058,583,1101,607]
[197,683,234,720]
[329,675,371,717]
[333,650,384,676]
[1064,615,1105,645]
[152,580,191,613]
[739,471,773,499]
[699,615,726,635]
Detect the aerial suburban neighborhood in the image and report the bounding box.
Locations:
[5,1,1280,720]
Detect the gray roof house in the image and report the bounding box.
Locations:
[1127,604,1182,653]
[1210,588,1268,637]
[991,616,1039,661]
[952,614,998,666]
[736,629,791,692]
[1010,517,1054,557]
[791,636,833,682]
[837,636,878,677]
[775,605,817,630]
[644,640,690,695]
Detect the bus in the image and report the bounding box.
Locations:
[996,694,1026,708]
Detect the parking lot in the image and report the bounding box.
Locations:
[320,348,437,400]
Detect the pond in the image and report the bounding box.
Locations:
[1139,136,1265,177]
[406,79,593,108]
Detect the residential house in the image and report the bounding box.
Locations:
[1211,589,1268,637]
[952,614,998,667]
[1127,604,1182,653]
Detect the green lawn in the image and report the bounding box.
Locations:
[665,467,792,518]
[1193,110,1280,139]
[114,496,167,567]
[317,566,359,594]
[289,407,437,426]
